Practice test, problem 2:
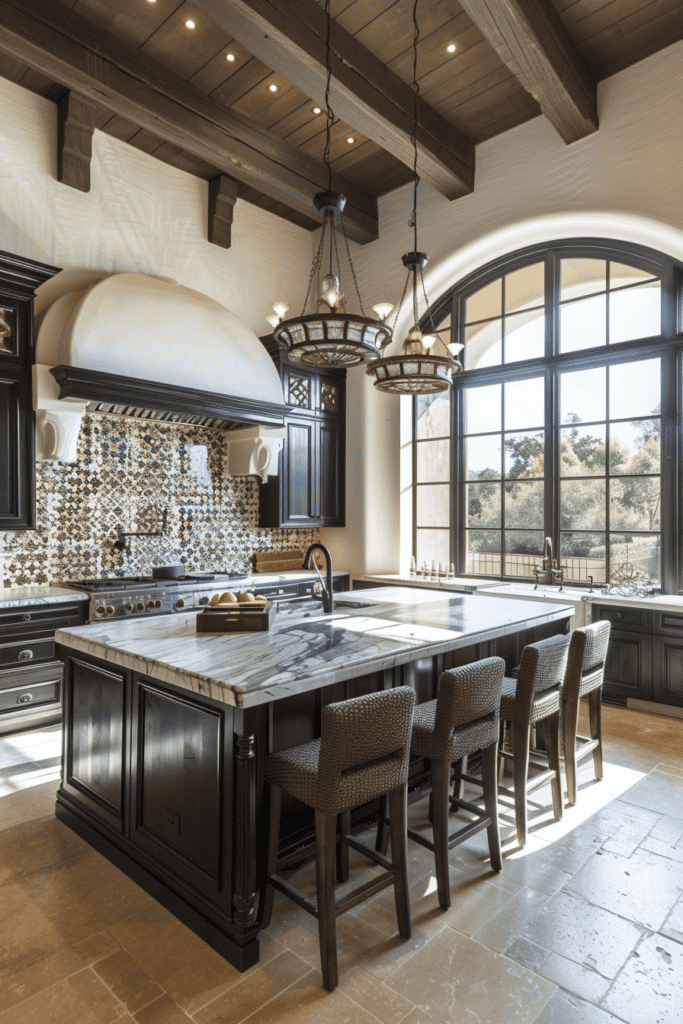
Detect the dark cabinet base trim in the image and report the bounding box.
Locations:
[55,793,260,972]
[627,697,683,720]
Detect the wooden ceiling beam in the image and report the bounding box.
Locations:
[457,0,598,143]
[0,0,378,243]
[193,0,475,200]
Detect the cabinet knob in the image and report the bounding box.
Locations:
[17,693,33,703]
[22,613,32,622]
[175,599,185,609]
[18,649,34,661]
[105,605,115,616]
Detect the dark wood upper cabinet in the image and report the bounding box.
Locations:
[0,250,60,530]
[259,344,346,528]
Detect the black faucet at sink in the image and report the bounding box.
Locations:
[303,543,334,614]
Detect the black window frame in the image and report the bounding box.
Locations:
[413,237,683,594]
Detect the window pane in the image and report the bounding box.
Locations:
[560,532,607,583]
[610,262,657,287]
[610,420,660,475]
[610,477,660,530]
[504,308,545,363]
[465,435,501,480]
[465,383,501,434]
[504,377,544,431]
[560,366,606,424]
[609,534,660,584]
[416,392,451,439]
[466,532,502,576]
[416,439,450,482]
[505,532,544,577]
[504,431,544,478]
[610,281,661,344]
[465,278,502,323]
[465,320,502,369]
[560,424,606,476]
[467,482,501,527]
[505,262,545,313]
[416,485,450,528]
[560,293,606,353]
[561,479,607,530]
[416,529,450,568]
[609,359,660,420]
[561,258,606,300]
[505,480,544,528]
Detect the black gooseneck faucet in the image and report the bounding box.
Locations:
[303,543,334,614]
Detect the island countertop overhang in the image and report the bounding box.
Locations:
[55,587,573,708]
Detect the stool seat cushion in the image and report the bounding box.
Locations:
[500,676,561,725]
[411,700,498,762]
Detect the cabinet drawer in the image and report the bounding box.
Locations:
[254,583,299,600]
[592,605,653,633]
[0,636,55,667]
[655,612,683,638]
[0,602,84,637]
[0,678,60,713]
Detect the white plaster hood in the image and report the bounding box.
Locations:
[34,273,286,464]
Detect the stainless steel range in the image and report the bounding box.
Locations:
[61,574,250,622]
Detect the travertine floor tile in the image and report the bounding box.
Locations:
[227,968,383,1023]
[0,879,68,982]
[602,934,683,1024]
[472,886,550,953]
[0,971,123,1024]
[520,891,643,977]
[385,928,556,1024]
[276,910,388,979]
[0,780,61,830]
[660,894,683,944]
[336,966,415,1024]
[132,994,192,1022]
[91,948,164,1014]
[620,769,683,817]
[0,814,90,886]
[534,988,625,1024]
[193,950,311,1024]
[566,848,683,931]
[399,1010,441,1024]
[504,936,612,1005]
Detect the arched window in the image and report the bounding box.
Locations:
[411,239,682,592]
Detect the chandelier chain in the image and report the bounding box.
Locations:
[409,0,420,250]
[340,210,366,315]
[301,215,327,316]
[323,0,334,193]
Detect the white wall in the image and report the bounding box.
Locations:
[0,76,313,335]
[323,38,683,577]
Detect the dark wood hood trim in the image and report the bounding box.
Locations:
[50,365,288,428]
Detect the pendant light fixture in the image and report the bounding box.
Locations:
[272,2,392,367]
[366,0,463,395]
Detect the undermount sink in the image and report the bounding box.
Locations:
[485,583,587,600]
[334,598,381,609]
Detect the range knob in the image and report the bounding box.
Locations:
[124,602,133,613]
[136,601,145,612]
[175,598,185,610]
[105,605,115,616]
[146,600,156,611]
[154,599,162,609]
[198,596,209,606]
[95,605,106,618]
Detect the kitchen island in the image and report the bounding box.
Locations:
[55,587,571,970]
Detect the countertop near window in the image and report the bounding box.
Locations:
[56,586,571,709]
[0,586,89,608]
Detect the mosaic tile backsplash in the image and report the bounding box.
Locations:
[0,414,319,587]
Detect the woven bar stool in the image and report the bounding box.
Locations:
[262,686,415,992]
[499,634,570,847]
[562,621,611,806]
[377,657,506,910]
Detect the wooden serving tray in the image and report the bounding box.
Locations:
[196,601,276,633]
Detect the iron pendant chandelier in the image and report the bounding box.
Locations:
[273,4,392,367]
[366,0,463,395]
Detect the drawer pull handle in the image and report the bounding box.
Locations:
[22,613,32,622]
[18,649,34,661]
[17,693,33,704]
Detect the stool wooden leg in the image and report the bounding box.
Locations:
[498,721,510,781]
[430,760,452,910]
[562,693,580,807]
[512,722,530,848]
[546,711,564,821]
[589,688,603,781]
[388,785,412,938]
[375,794,390,855]
[315,811,339,992]
[452,757,464,803]
[336,810,350,883]
[260,784,281,928]
[480,741,502,872]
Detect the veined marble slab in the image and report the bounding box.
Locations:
[0,586,89,608]
[56,587,572,709]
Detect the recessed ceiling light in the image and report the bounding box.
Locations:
[346,137,356,144]
[312,106,321,115]
[146,0,156,4]
[268,83,278,92]
[185,19,195,29]
[446,42,456,53]
[226,53,235,62]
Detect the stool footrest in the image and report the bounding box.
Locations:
[574,734,600,758]
[335,870,395,917]
[344,835,393,873]
[268,873,319,919]
[449,794,486,817]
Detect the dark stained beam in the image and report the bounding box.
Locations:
[193,0,475,200]
[0,0,378,243]
[208,174,239,249]
[457,0,597,143]
[57,90,97,192]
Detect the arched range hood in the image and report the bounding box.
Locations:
[34,273,288,463]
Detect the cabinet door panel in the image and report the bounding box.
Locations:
[66,657,126,825]
[0,370,33,529]
[653,636,683,708]
[283,418,318,524]
[603,629,653,703]
[318,420,344,525]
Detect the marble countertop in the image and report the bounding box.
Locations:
[0,585,89,608]
[56,586,572,709]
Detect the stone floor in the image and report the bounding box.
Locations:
[1,702,682,1024]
